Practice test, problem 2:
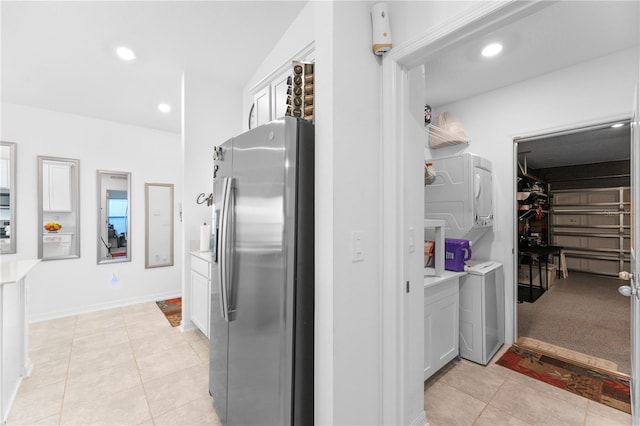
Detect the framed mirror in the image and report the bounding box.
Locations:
[38,156,80,260]
[97,171,131,264]
[0,142,16,254]
[145,183,174,268]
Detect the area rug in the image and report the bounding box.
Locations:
[155,297,182,327]
[496,343,631,414]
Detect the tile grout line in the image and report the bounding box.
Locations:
[582,400,590,426]
[469,374,507,425]
[57,314,78,426]
[123,311,157,425]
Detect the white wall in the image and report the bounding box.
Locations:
[244,1,383,423]
[242,3,315,132]
[180,71,241,330]
[1,102,182,321]
[427,47,638,342]
[330,2,383,424]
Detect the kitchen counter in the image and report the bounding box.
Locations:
[1,259,40,285]
[0,259,39,423]
[424,270,467,289]
[190,250,213,262]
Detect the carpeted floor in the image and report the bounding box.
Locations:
[518,271,631,375]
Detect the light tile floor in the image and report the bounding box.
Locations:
[424,346,632,426]
[5,301,632,425]
[6,302,220,426]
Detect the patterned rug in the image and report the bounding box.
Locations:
[496,344,631,414]
[155,297,182,327]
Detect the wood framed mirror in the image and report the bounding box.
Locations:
[97,170,131,264]
[0,142,17,254]
[145,183,174,268]
[38,156,80,260]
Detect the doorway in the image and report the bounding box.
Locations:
[514,121,631,374]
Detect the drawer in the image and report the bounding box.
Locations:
[191,255,210,278]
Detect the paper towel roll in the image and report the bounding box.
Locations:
[199,223,211,251]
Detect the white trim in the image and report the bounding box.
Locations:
[247,41,315,95]
[511,113,632,344]
[28,291,182,323]
[381,1,545,423]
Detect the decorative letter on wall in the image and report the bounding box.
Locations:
[145,183,174,268]
[38,156,80,260]
[97,171,131,264]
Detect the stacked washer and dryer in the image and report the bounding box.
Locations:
[424,153,504,365]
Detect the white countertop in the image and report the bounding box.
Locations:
[190,250,213,262]
[424,270,467,289]
[1,259,41,285]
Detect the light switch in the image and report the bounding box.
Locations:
[352,231,364,262]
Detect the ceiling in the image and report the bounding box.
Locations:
[517,123,631,169]
[423,1,639,168]
[1,1,308,134]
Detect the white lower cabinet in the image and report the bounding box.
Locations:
[424,273,462,381]
[190,253,211,338]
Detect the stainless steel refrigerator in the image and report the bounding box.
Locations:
[209,117,314,425]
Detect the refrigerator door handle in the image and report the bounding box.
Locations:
[218,177,233,322]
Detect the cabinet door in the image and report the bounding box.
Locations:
[0,158,9,188]
[191,271,210,338]
[253,86,271,128]
[271,70,291,121]
[424,282,459,380]
[43,163,72,212]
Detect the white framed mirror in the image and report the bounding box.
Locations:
[38,156,80,260]
[145,183,174,268]
[0,142,17,254]
[97,170,131,264]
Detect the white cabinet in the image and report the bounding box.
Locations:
[250,70,291,128]
[248,44,314,129]
[252,86,272,129]
[0,158,9,189]
[190,253,211,338]
[271,70,292,121]
[423,273,463,381]
[42,162,72,212]
[1,260,39,423]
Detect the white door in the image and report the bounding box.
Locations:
[619,85,640,425]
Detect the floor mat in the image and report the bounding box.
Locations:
[496,343,631,414]
[155,297,182,327]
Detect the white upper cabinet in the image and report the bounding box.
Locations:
[248,44,314,129]
[271,69,292,121]
[42,162,72,212]
[252,86,272,129]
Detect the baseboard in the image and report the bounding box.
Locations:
[29,290,182,323]
[410,410,427,426]
[180,319,197,332]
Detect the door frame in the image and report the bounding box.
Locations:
[380,1,548,423]
[511,116,631,344]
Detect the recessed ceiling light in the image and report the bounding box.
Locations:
[611,123,624,128]
[481,42,503,58]
[158,103,171,113]
[116,46,136,61]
